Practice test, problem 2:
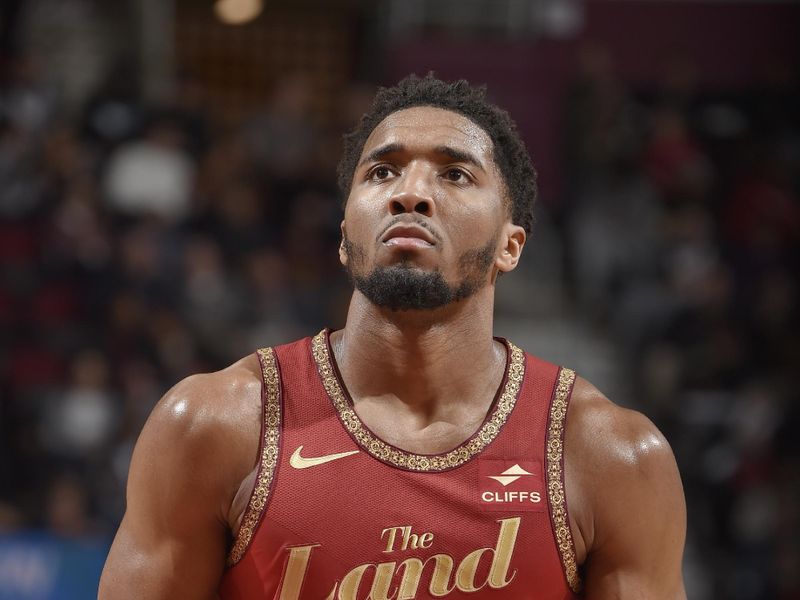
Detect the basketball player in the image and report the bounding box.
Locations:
[99,75,686,599]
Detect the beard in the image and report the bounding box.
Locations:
[343,236,497,311]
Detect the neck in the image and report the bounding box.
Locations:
[332,286,505,417]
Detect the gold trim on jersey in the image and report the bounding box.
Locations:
[545,367,582,593]
[311,330,525,472]
[227,347,281,566]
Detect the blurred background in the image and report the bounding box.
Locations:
[0,0,798,598]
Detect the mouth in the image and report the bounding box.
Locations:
[381,225,437,249]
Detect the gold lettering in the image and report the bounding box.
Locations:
[401,526,419,550]
[382,525,434,553]
[338,564,372,600]
[488,517,520,588]
[337,562,398,600]
[281,519,521,600]
[382,526,403,553]
[455,548,489,592]
[371,562,398,600]
[395,558,423,600]
[279,544,320,600]
[392,554,457,599]
[426,554,456,597]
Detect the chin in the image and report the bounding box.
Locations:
[381,251,442,272]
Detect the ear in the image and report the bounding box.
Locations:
[339,220,348,267]
[495,224,526,274]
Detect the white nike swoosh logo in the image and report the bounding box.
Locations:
[289,445,360,469]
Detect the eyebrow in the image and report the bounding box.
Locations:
[433,145,486,172]
[358,143,403,168]
[358,143,487,172]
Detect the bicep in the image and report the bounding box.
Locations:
[582,420,687,599]
[99,513,226,600]
[99,394,231,599]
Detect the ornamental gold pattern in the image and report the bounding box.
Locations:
[227,347,281,566]
[546,367,582,593]
[311,330,525,472]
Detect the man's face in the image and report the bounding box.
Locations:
[340,106,523,311]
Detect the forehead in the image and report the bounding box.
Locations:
[361,106,494,163]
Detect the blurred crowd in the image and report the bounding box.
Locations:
[0,60,355,540]
[0,42,798,600]
[562,47,799,599]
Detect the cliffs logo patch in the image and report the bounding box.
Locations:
[478,459,546,512]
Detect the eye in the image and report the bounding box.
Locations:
[444,167,470,183]
[367,165,395,181]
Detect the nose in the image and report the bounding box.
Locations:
[388,164,434,217]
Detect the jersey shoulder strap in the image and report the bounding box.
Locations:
[226,346,281,566]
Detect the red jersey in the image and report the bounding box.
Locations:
[218,330,582,599]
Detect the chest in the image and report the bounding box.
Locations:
[218,334,583,599]
[233,411,563,599]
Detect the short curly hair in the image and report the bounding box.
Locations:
[337,74,537,234]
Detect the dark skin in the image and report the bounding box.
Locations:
[99,106,687,599]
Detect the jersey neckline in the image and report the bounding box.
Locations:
[309,328,526,472]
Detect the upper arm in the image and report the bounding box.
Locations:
[567,379,687,600]
[99,369,260,600]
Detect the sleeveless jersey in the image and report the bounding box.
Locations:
[218,330,582,599]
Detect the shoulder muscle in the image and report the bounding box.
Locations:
[99,354,263,599]
[565,376,686,600]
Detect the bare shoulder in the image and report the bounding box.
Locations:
[565,376,677,481]
[150,354,263,444]
[132,353,265,516]
[98,354,266,599]
[126,356,261,525]
[564,375,686,598]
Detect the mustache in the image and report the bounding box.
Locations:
[375,216,443,244]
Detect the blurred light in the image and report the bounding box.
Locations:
[214,0,263,26]
[540,0,583,38]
